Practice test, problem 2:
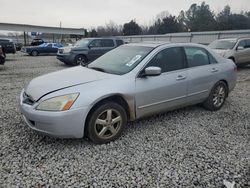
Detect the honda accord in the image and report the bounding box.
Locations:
[20,42,237,144]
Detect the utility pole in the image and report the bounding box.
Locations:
[60,21,63,43]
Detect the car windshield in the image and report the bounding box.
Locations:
[88,46,153,75]
[74,39,91,47]
[209,40,237,50]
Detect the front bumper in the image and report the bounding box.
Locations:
[19,91,88,138]
[56,53,75,64]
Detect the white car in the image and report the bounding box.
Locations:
[209,38,250,66]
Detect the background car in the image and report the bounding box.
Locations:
[30,38,45,46]
[21,43,64,56]
[15,42,23,51]
[57,37,124,66]
[209,37,250,66]
[0,45,5,65]
[0,38,16,57]
[20,42,237,144]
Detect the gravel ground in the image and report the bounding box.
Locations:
[0,53,249,187]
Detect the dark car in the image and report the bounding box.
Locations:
[0,45,5,65]
[21,43,64,56]
[31,39,45,46]
[57,38,124,66]
[15,43,23,51]
[0,38,16,57]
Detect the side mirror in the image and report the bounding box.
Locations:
[143,66,161,77]
[237,46,244,51]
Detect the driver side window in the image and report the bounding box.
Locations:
[146,47,185,73]
[237,40,246,48]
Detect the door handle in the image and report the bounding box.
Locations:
[211,68,219,73]
[176,75,186,81]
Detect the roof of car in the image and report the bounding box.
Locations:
[218,37,250,41]
[125,41,170,48]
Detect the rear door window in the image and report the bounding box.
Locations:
[101,39,115,47]
[184,47,210,67]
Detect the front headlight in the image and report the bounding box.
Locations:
[36,93,79,111]
[63,47,72,53]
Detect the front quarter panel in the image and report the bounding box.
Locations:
[37,75,136,130]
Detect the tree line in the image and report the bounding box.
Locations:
[87,2,250,37]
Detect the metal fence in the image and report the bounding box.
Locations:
[119,30,250,44]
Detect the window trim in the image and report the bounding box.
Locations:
[137,46,187,77]
[183,46,216,68]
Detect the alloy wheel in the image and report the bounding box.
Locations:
[212,85,226,108]
[94,109,122,139]
[76,56,87,66]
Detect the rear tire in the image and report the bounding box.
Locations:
[86,102,127,144]
[203,81,228,111]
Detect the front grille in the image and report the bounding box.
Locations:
[23,92,35,105]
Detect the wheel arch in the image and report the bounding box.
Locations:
[84,94,134,136]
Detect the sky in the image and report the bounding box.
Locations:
[0,0,249,29]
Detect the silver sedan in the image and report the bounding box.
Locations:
[20,42,237,143]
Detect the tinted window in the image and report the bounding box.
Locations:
[89,39,102,47]
[47,44,52,48]
[0,39,8,43]
[116,40,124,46]
[238,40,246,48]
[147,47,185,73]
[184,47,210,67]
[245,39,250,48]
[101,39,114,47]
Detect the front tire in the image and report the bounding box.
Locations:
[74,55,88,66]
[31,50,39,56]
[203,81,228,111]
[86,102,127,144]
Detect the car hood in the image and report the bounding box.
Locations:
[25,67,113,101]
[212,49,230,57]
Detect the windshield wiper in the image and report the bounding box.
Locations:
[88,67,106,73]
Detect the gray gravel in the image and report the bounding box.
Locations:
[0,53,249,187]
